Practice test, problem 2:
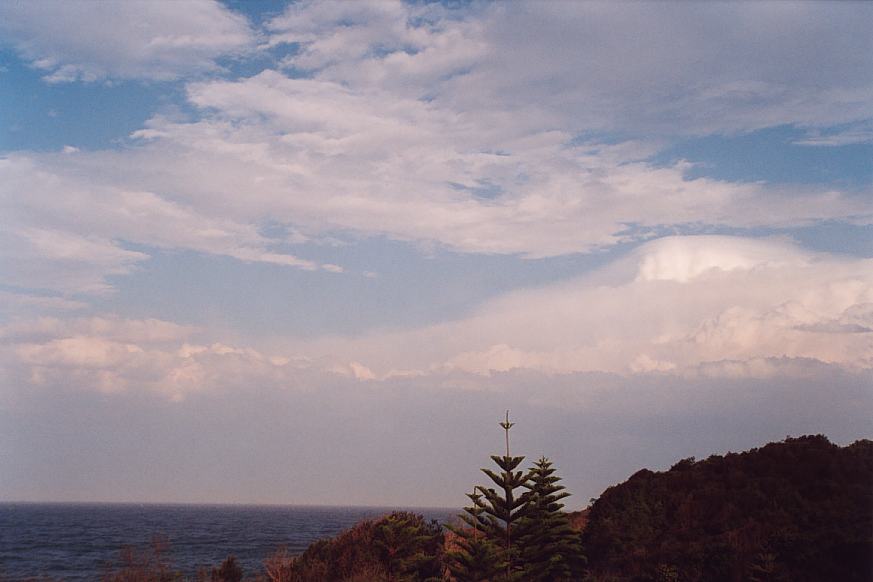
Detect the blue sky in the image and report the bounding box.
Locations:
[0,0,871,506]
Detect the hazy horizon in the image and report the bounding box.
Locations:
[2,428,869,508]
[1,0,871,508]
[0,500,459,509]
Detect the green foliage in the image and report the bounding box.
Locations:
[469,454,532,580]
[445,533,503,582]
[282,511,444,582]
[582,435,873,582]
[518,457,586,582]
[448,415,589,581]
[445,491,504,581]
[374,512,444,582]
[480,456,532,541]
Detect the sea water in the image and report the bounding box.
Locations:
[0,503,457,580]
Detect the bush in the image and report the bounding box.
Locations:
[267,511,444,582]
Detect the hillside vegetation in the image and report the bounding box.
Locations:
[582,435,873,581]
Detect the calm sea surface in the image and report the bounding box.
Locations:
[0,503,458,581]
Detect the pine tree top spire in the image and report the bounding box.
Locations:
[499,410,514,457]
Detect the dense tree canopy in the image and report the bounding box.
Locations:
[445,491,504,582]
[270,511,444,582]
[582,435,873,582]
[519,457,586,581]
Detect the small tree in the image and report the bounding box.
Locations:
[477,454,532,579]
[446,491,504,581]
[448,412,531,581]
[518,457,586,581]
[374,511,444,582]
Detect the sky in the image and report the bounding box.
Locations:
[1,0,872,508]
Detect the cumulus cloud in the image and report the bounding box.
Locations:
[0,0,255,82]
[5,236,871,403]
[2,316,220,399]
[277,236,873,377]
[634,236,808,283]
[0,314,371,400]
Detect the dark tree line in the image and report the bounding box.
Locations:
[95,431,873,582]
[582,435,873,581]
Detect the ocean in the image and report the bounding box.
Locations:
[0,503,458,581]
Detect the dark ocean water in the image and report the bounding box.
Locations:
[0,503,458,581]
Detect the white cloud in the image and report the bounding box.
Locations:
[87,1,873,259]
[269,1,873,134]
[9,236,868,400]
[2,316,205,399]
[0,314,386,400]
[268,0,427,67]
[277,236,873,378]
[0,224,148,295]
[268,0,486,93]
[634,236,806,283]
[5,70,861,289]
[1,237,870,413]
[0,154,338,295]
[0,0,255,82]
[3,2,871,300]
